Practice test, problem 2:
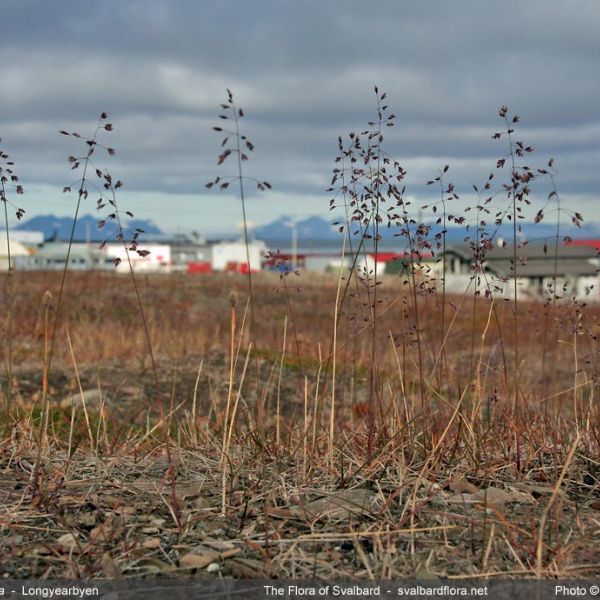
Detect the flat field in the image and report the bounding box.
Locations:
[0,270,598,578]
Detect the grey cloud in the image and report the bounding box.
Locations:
[1,0,599,231]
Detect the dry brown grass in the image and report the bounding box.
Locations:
[0,270,599,579]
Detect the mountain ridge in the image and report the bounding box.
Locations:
[252,214,600,244]
[16,214,162,242]
[15,213,600,244]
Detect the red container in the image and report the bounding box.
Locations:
[187,262,212,274]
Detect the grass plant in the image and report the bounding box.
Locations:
[0,93,597,579]
[0,141,25,413]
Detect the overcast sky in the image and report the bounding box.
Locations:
[1,0,599,235]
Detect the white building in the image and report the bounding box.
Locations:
[0,229,44,245]
[0,237,31,271]
[439,244,600,301]
[211,240,267,272]
[103,243,172,273]
[13,242,113,271]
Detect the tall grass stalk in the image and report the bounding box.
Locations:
[535,430,581,576]
[368,89,385,433]
[103,176,161,402]
[1,196,14,412]
[223,292,237,480]
[425,165,455,386]
[110,187,180,525]
[496,107,534,421]
[508,121,520,423]
[276,314,287,448]
[0,144,25,414]
[66,327,94,450]
[33,291,52,482]
[536,159,583,410]
[30,116,110,485]
[330,236,346,471]
[208,90,271,355]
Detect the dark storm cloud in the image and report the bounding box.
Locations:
[1,0,599,230]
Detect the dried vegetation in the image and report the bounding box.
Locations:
[0,273,598,579]
[0,95,599,579]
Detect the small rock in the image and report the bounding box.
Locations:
[61,389,106,411]
[448,477,478,495]
[446,493,480,506]
[475,487,535,507]
[79,512,98,528]
[180,552,219,569]
[101,552,121,578]
[57,533,80,553]
[296,489,378,521]
[150,518,166,528]
[194,497,212,510]
[429,497,447,509]
[120,386,143,397]
[142,527,160,534]
[415,568,438,579]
